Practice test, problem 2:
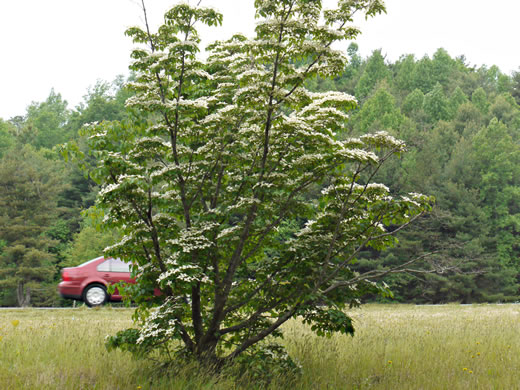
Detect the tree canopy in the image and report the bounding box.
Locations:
[61,0,437,373]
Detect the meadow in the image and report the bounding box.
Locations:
[1,304,520,389]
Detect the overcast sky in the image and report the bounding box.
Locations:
[0,0,518,120]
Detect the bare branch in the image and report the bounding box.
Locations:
[322,250,441,295]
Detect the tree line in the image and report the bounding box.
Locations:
[0,80,129,306]
[0,45,519,306]
[326,45,520,303]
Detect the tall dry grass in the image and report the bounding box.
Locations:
[1,304,520,389]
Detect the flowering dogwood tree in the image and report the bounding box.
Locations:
[67,0,431,370]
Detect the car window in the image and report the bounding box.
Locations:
[96,260,110,272]
[110,258,130,273]
[80,256,105,267]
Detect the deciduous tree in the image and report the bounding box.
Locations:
[66,0,430,371]
[25,89,71,149]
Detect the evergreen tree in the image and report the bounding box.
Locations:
[511,68,520,105]
[490,94,520,125]
[497,74,512,94]
[448,86,469,118]
[402,88,425,117]
[0,119,15,158]
[423,83,450,122]
[472,87,489,115]
[355,49,389,101]
[353,84,404,133]
[394,54,416,95]
[411,56,435,93]
[431,48,456,87]
[472,119,520,268]
[0,145,64,306]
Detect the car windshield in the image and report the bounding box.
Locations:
[78,256,105,267]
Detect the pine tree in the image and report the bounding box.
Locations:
[0,145,63,306]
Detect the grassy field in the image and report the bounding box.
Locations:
[1,304,520,389]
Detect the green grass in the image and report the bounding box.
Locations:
[2,304,520,389]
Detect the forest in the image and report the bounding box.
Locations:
[1,45,520,306]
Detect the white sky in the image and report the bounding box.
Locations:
[0,0,518,120]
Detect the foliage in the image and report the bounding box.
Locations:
[423,83,450,122]
[0,75,134,306]
[284,41,520,309]
[24,89,72,149]
[61,218,120,268]
[64,0,432,369]
[67,77,132,131]
[340,43,520,303]
[0,119,15,158]
[355,49,389,100]
[229,343,302,387]
[354,84,404,132]
[0,144,64,306]
[0,0,518,314]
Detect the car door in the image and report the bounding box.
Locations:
[104,258,133,299]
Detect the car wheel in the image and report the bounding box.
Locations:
[83,284,108,307]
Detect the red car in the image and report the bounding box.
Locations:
[58,256,134,307]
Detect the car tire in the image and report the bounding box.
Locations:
[83,284,108,307]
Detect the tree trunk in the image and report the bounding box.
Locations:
[16,282,31,307]
[195,338,224,371]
